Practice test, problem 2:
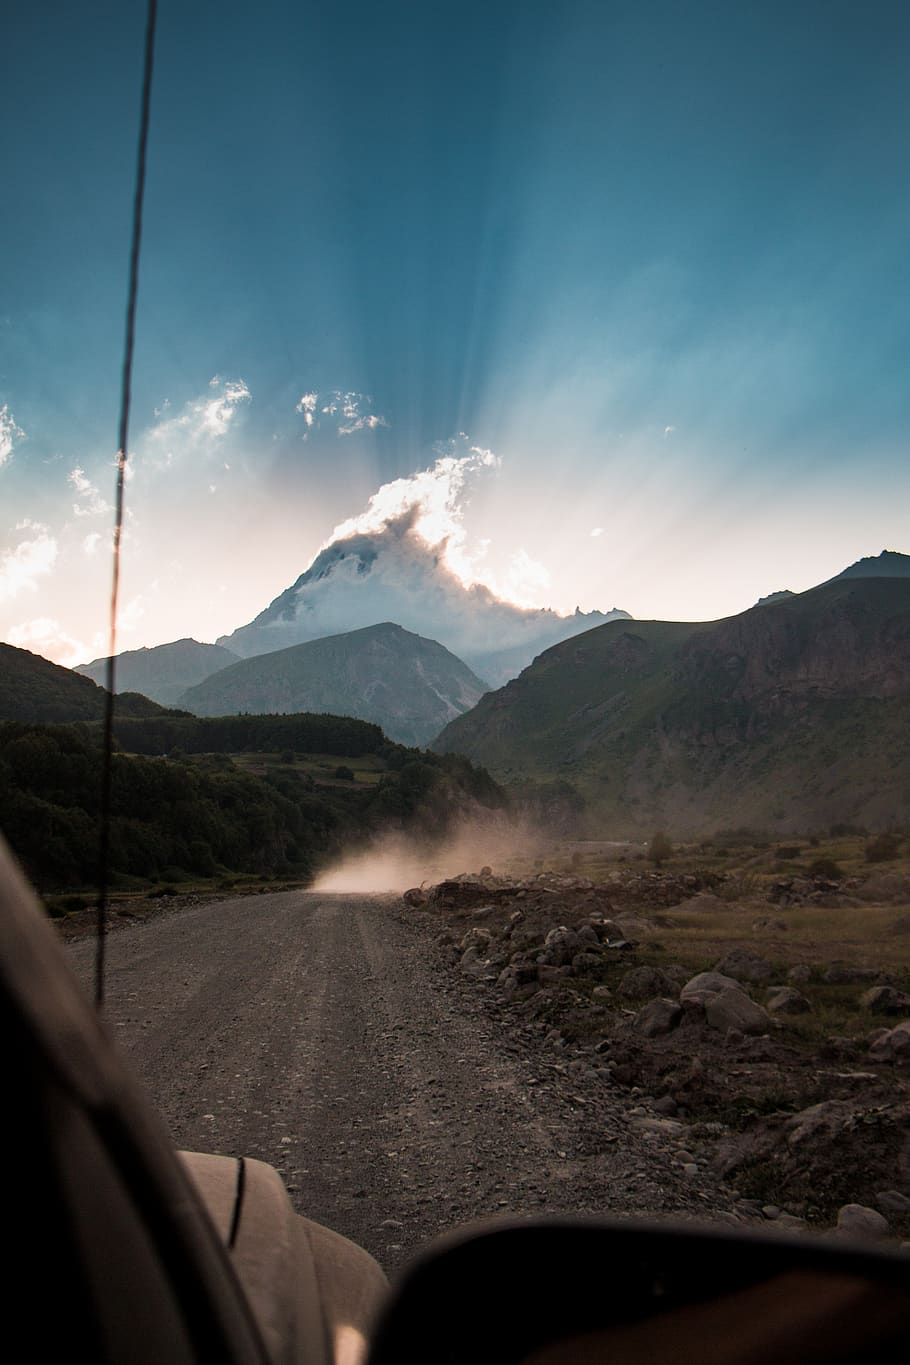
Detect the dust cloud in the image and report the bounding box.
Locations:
[311,818,545,893]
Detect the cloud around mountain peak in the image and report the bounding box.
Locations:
[221,443,629,683]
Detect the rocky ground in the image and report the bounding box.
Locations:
[403,865,910,1247]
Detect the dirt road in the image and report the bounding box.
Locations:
[67,891,727,1272]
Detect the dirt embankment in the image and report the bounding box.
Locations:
[405,866,910,1244]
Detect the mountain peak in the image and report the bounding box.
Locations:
[834,549,910,581]
[218,516,631,685]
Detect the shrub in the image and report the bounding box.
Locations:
[776,846,801,860]
[334,765,355,781]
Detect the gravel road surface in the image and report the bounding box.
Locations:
[67,891,730,1274]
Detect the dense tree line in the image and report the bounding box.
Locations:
[111,712,386,757]
[0,721,505,891]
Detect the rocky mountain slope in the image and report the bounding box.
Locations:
[76,638,240,707]
[179,622,489,747]
[434,576,910,834]
[0,642,174,722]
[217,521,630,685]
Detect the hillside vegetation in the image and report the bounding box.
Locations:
[0,717,504,892]
[0,642,176,722]
[434,577,910,835]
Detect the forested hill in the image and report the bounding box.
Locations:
[0,718,504,892]
[0,642,175,722]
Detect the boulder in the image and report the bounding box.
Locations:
[634,998,683,1038]
[766,986,812,1015]
[540,926,583,966]
[787,964,812,985]
[615,915,653,939]
[619,966,679,1000]
[704,987,771,1036]
[835,1204,890,1241]
[875,1190,910,1217]
[715,948,773,983]
[459,946,492,978]
[822,964,882,985]
[860,985,910,1016]
[869,1020,910,1061]
[459,927,493,953]
[680,971,742,1004]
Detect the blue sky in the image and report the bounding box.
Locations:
[2,0,909,663]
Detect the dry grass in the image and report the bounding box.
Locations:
[655,902,910,974]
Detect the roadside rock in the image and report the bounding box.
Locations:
[868,1021,910,1061]
[634,999,683,1038]
[680,971,742,1004]
[835,1204,890,1240]
[822,965,883,985]
[860,985,910,1016]
[539,926,583,966]
[875,1190,910,1217]
[704,988,771,1036]
[460,927,493,953]
[766,987,812,1015]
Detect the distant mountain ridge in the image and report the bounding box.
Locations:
[179,622,489,747]
[832,549,910,581]
[434,572,910,835]
[76,638,240,707]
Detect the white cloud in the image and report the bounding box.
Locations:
[83,532,102,555]
[296,392,318,428]
[590,526,604,537]
[501,549,551,608]
[326,439,498,583]
[0,524,58,601]
[664,425,676,436]
[0,403,25,467]
[148,377,251,448]
[68,466,111,517]
[295,389,388,436]
[6,617,91,667]
[338,391,388,436]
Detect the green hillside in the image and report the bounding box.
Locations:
[0,642,175,722]
[0,718,504,892]
[434,577,910,835]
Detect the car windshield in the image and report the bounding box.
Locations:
[2,0,909,1278]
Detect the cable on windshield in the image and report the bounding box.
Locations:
[96,0,158,1010]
